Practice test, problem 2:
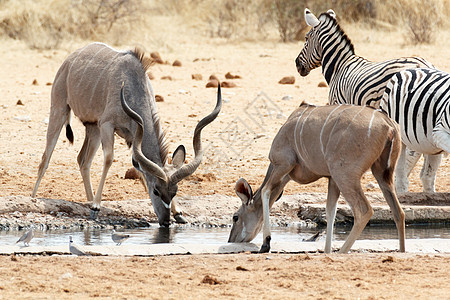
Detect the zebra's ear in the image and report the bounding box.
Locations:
[305,8,320,27]
[327,9,337,19]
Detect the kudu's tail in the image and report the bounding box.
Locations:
[65,113,74,144]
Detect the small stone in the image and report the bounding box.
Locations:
[16,100,24,106]
[172,60,182,67]
[161,76,173,80]
[125,168,140,180]
[206,80,219,88]
[46,82,52,86]
[318,81,328,87]
[221,81,237,88]
[209,74,219,81]
[32,79,38,85]
[278,76,295,85]
[150,52,161,60]
[155,95,164,102]
[282,95,293,101]
[191,74,203,80]
[147,72,155,80]
[225,72,241,79]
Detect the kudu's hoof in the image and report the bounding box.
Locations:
[174,213,187,224]
[259,236,271,253]
[90,208,100,220]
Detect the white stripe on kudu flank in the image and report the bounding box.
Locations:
[76,46,110,90]
[367,109,377,137]
[88,52,122,104]
[299,107,318,162]
[294,109,309,163]
[324,105,354,156]
[320,105,342,156]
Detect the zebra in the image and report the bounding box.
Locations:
[295,8,437,193]
[380,68,450,193]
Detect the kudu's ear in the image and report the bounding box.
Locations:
[235,178,253,205]
[172,145,186,169]
[305,8,320,27]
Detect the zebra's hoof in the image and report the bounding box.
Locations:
[90,208,100,220]
[174,213,187,224]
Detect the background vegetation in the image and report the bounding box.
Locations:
[0,0,449,49]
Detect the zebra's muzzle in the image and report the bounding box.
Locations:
[295,57,310,76]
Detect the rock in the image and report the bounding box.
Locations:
[209,74,219,81]
[161,76,173,80]
[172,60,182,67]
[147,72,155,80]
[221,81,237,88]
[318,81,328,87]
[16,100,24,106]
[32,79,38,85]
[46,82,52,86]
[191,74,203,80]
[225,72,241,79]
[278,76,295,85]
[155,95,164,102]
[206,80,219,88]
[150,52,164,64]
[124,168,140,180]
[282,95,293,101]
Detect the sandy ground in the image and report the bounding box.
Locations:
[0,253,449,299]
[1,17,450,299]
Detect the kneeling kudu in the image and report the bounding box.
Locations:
[32,43,222,225]
[228,103,405,253]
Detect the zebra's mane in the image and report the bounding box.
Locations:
[130,47,169,165]
[318,12,355,55]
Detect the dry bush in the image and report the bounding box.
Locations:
[0,0,146,49]
[398,0,443,44]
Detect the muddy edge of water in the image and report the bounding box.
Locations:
[0,193,449,231]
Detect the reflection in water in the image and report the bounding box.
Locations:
[0,223,448,247]
[152,227,172,244]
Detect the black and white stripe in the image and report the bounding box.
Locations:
[380,68,449,193]
[295,9,434,108]
[381,68,450,154]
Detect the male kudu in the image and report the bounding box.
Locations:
[228,103,405,253]
[32,43,222,225]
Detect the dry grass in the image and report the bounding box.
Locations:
[0,0,449,49]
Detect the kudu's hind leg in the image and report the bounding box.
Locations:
[334,178,373,254]
[90,123,115,219]
[324,178,341,253]
[77,123,101,216]
[371,163,406,252]
[32,105,71,197]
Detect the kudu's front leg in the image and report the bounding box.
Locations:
[171,200,187,224]
[259,168,291,253]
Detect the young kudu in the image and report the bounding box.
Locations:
[228,103,406,253]
[32,43,222,225]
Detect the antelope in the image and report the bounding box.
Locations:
[32,42,222,225]
[228,103,406,253]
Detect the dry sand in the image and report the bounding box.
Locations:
[1,18,450,299]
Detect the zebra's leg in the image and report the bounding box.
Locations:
[420,154,442,193]
[395,144,421,193]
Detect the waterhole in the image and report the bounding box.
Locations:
[1,223,449,247]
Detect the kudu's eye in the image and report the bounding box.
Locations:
[233,215,239,223]
[153,189,160,197]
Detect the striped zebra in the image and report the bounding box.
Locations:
[295,8,434,107]
[295,8,437,193]
[380,68,450,193]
